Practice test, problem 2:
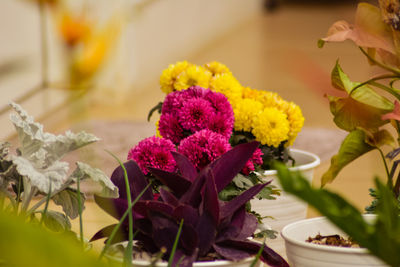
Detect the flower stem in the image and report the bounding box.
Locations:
[27,180,74,214]
[350,74,400,95]
[168,219,184,267]
[39,182,52,226]
[359,47,400,76]
[378,148,391,188]
[76,176,84,246]
[369,81,400,101]
[105,151,133,266]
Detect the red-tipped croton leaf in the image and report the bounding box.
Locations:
[171,151,198,182]
[149,167,192,197]
[210,141,259,192]
[111,160,153,201]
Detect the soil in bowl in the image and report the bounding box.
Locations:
[306,233,360,248]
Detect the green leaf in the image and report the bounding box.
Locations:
[147,101,163,122]
[330,62,393,107]
[0,210,117,267]
[41,210,71,232]
[363,128,395,147]
[52,188,85,220]
[321,129,375,186]
[275,163,400,267]
[327,95,389,132]
[232,173,254,189]
[317,39,325,48]
[331,61,353,91]
[256,186,277,200]
[70,162,118,198]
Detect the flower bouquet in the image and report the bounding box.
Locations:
[142,61,308,206]
[104,61,317,258]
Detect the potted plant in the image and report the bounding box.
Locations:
[144,61,320,254]
[272,1,400,266]
[0,102,118,245]
[276,165,398,267]
[91,142,289,267]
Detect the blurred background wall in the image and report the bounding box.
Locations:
[0,0,263,139]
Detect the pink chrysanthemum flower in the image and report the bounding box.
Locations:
[205,89,233,116]
[242,148,264,175]
[158,113,185,144]
[127,136,177,175]
[178,98,215,132]
[178,129,231,170]
[158,86,234,144]
[207,113,234,139]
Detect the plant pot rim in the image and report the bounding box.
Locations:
[263,148,320,175]
[281,215,376,254]
[106,254,256,266]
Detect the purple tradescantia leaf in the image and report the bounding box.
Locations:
[202,167,219,225]
[172,204,199,227]
[171,249,198,267]
[149,167,192,197]
[171,151,197,182]
[133,200,174,217]
[213,243,253,261]
[160,188,179,207]
[235,212,258,240]
[195,211,217,257]
[111,160,153,201]
[210,141,259,192]
[220,182,270,220]
[94,195,133,221]
[216,240,289,267]
[149,212,198,255]
[180,170,206,207]
[90,224,127,242]
[217,206,257,242]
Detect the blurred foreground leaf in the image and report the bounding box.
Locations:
[275,163,400,267]
[0,210,117,267]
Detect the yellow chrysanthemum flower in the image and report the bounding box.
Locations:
[210,73,243,107]
[255,91,284,109]
[160,61,191,93]
[233,99,263,132]
[252,107,290,147]
[174,65,212,91]
[204,61,231,76]
[242,87,261,100]
[155,120,162,138]
[283,102,305,146]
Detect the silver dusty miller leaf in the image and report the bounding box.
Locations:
[8,102,100,193]
[70,161,118,198]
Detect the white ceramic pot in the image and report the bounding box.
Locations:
[107,255,261,267]
[131,257,260,267]
[281,215,388,267]
[250,148,320,256]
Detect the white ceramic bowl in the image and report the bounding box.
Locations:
[281,215,388,267]
[251,149,320,256]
